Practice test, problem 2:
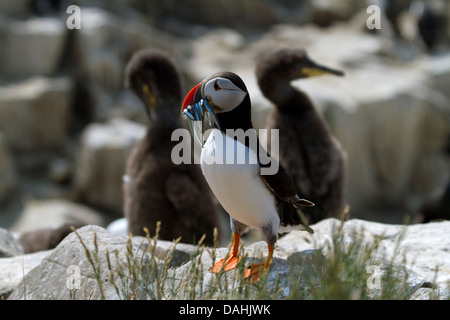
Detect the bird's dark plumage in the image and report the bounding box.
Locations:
[417,4,448,51]
[182,70,315,280]
[203,71,314,235]
[123,48,221,245]
[256,48,347,223]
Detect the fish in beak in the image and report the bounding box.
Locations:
[181,81,222,145]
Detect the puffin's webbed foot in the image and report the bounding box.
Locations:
[210,232,241,273]
[210,254,242,273]
[244,263,267,282]
[244,244,274,282]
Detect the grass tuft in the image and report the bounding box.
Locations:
[73,220,443,300]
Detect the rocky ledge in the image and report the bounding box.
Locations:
[2,218,449,300]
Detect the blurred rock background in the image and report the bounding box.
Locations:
[0,0,449,239]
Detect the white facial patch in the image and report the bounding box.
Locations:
[202,77,247,112]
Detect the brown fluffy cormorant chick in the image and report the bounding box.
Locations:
[256,48,347,223]
[123,48,221,245]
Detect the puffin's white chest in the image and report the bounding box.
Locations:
[200,129,279,230]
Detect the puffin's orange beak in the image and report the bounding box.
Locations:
[182,82,202,112]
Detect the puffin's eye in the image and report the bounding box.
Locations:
[213,80,220,91]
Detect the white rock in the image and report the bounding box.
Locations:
[2,17,67,78]
[106,217,129,237]
[410,288,436,300]
[75,7,182,93]
[0,250,51,299]
[7,219,448,300]
[10,199,107,233]
[7,225,156,300]
[0,227,23,258]
[0,77,72,151]
[420,53,450,101]
[279,218,450,290]
[75,118,146,213]
[83,49,123,92]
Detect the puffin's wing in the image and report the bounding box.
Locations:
[254,135,313,207]
[259,161,315,234]
[259,159,314,207]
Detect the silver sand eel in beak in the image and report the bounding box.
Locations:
[182,83,221,146]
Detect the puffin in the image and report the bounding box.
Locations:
[123,48,221,245]
[255,48,347,224]
[182,71,315,281]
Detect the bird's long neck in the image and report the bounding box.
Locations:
[258,69,315,115]
[143,96,183,134]
[158,100,184,127]
[276,87,316,116]
[143,104,182,154]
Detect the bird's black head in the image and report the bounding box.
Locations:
[182,71,253,131]
[183,71,248,114]
[256,48,344,83]
[125,48,183,119]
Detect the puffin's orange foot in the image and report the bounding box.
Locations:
[210,255,241,273]
[244,263,268,282]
